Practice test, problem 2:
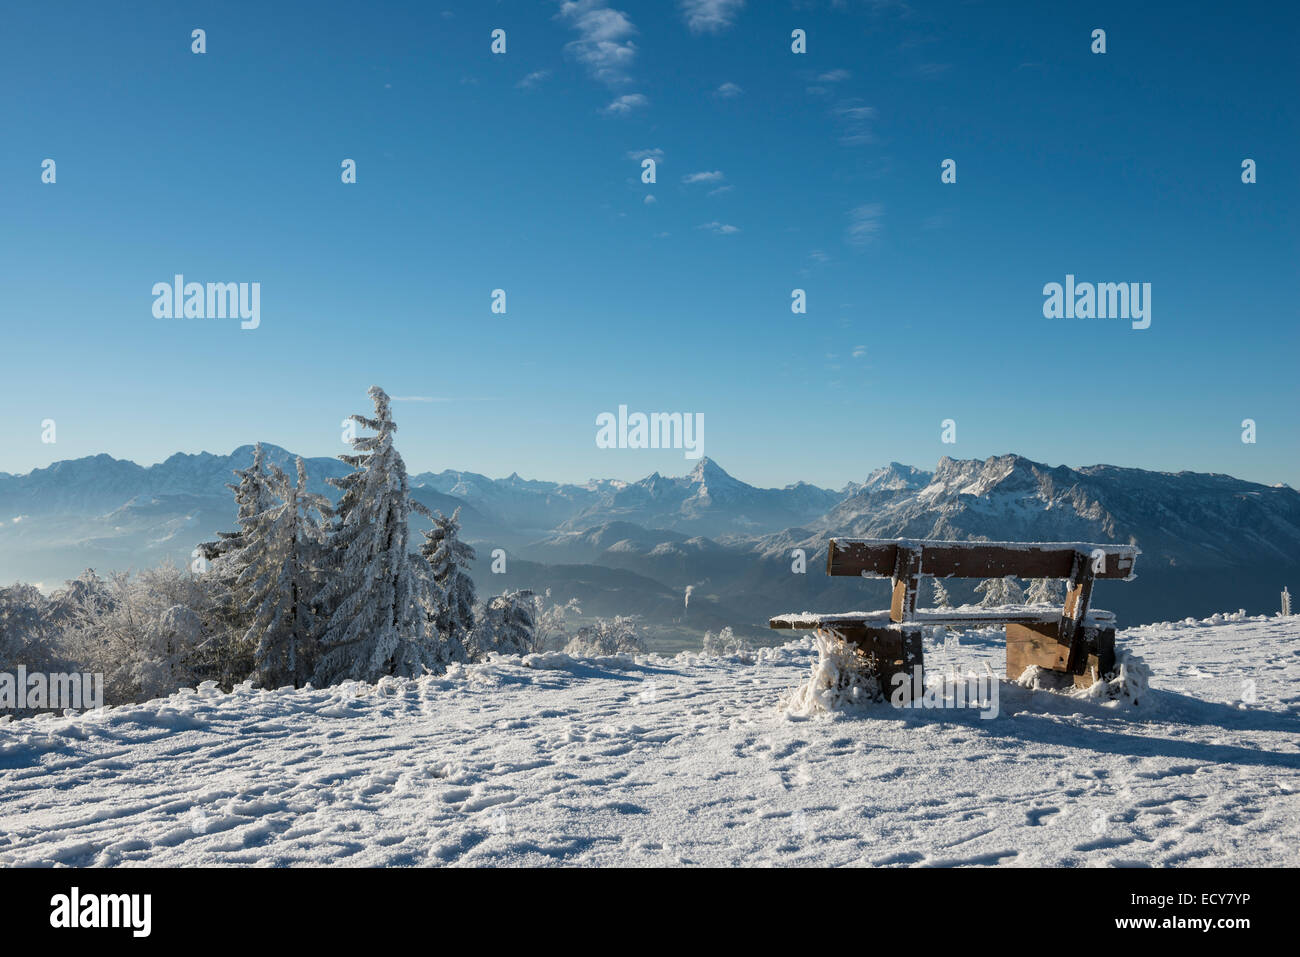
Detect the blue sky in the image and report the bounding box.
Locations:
[3,0,1297,490]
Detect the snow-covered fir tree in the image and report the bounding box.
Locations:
[471,590,538,658]
[1025,577,1065,605]
[975,575,1025,607]
[930,578,954,608]
[199,442,278,568]
[227,458,331,688]
[312,386,439,684]
[197,443,281,672]
[419,508,476,664]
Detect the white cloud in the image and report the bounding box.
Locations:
[516,69,551,89]
[818,69,851,82]
[626,147,663,161]
[707,184,734,196]
[558,1,639,86]
[391,396,502,403]
[698,221,740,234]
[833,102,878,145]
[683,170,725,184]
[714,81,743,98]
[680,0,745,34]
[846,204,883,245]
[644,194,657,204]
[852,345,868,358]
[603,93,649,114]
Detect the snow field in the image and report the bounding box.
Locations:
[1,614,1296,867]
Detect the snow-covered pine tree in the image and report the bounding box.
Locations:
[1025,577,1065,605]
[199,442,278,568]
[471,590,537,658]
[419,508,476,664]
[195,442,280,677]
[975,575,1025,607]
[312,386,438,684]
[931,578,953,608]
[228,457,331,688]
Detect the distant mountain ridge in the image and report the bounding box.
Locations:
[2,447,1297,630]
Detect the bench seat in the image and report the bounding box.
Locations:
[770,604,1116,631]
[770,604,1119,690]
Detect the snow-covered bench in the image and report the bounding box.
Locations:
[769,539,1139,689]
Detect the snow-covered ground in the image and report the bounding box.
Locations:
[2,614,1297,867]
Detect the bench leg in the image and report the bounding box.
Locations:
[900,626,924,701]
[1007,622,1115,690]
[832,624,924,700]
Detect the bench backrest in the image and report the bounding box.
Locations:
[825,538,1139,673]
[826,539,1138,581]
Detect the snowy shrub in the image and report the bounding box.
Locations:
[782,630,882,716]
[563,616,646,657]
[59,562,220,705]
[0,583,63,674]
[1084,648,1151,707]
[469,590,538,659]
[527,590,582,654]
[701,626,754,658]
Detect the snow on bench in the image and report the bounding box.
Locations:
[770,538,1139,690]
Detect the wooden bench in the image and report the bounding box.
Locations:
[770,538,1139,691]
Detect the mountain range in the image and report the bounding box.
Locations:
[3,448,1297,649]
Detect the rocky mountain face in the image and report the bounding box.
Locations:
[3,448,1296,633]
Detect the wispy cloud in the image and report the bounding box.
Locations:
[558,1,639,85]
[909,62,952,78]
[680,0,745,34]
[683,170,725,184]
[852,345,868,359]
[707,184,734,196]
[698,221,740,235]
[516,69,551,89]
[818,69,851,82]
[713,81,743,98]
[392,396,503,403]
[846,204,883,245]
[832,101,878,145]
[603,93,649,114]
[626,147,663,162]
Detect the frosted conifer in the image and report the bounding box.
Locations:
[1026,578,1065,605]
[312,386,436,684]
[228,458,330,688]
[975,575,1025,607]
[419,508,476,664]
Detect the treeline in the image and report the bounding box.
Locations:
[0,386,645,707]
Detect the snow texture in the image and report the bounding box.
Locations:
[1,614,1296,867]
